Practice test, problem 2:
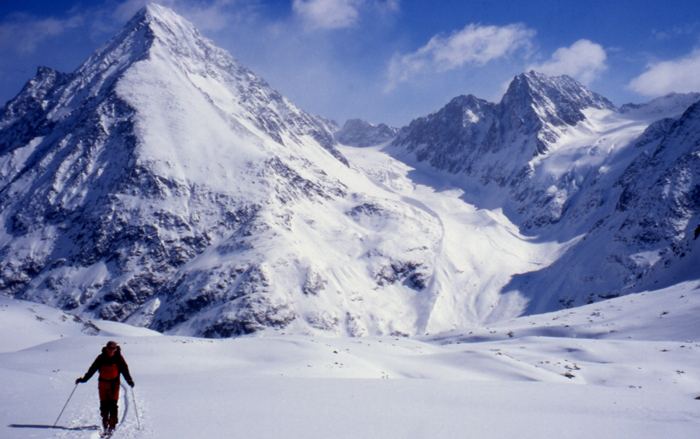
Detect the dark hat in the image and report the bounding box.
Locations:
[106,341,118,349]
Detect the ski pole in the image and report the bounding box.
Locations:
[53,383,79,427]
[132,387,141,430]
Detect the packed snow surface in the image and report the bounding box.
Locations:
[1,281,699,439]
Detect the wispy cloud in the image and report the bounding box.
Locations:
[292,0,399,31]
[385,23,535,92]
[628,48,700,96]
[528,39,607,85]
[651,23,699,41]
[0,0,256,57]
[0,13,83,54]
[293,0,362,29]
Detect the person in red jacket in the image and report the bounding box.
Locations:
[76,341,135,433]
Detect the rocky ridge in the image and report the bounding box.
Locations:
[334,119,398,147]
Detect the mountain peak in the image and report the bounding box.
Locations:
[391,71,618,188]
[507,70,615,107]
[334,119,398,147]
[137,3,201,41]
[143,2,175,17]
[129,3,190,27]
[511,70,587,92]
[87,3,200,65]
[501,70,615,127]
[517,70,556,85]
[0,1,352,336]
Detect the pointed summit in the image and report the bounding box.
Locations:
[392,71,613,184]
[391,71,628,228]
[142,2,188,21]
[334,119,398,147]
[1,3,451,339]
[111,3,199,41]
[8,4,339,164]
[501,71,615,127]
[0,4,361,335]
[129,3,216,59]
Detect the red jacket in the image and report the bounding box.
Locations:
[82,346,133,384]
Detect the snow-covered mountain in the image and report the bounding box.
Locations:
[392,72,614,183]
[391,73,700,233]
[390,73,700,314]
[507,99,700,313]
[1,5,699,337]
[0,5,453,337]
[334,119,398,147]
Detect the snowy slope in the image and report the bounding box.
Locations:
[1,283,699,439]
[389,72,700,316]
[336,142,573,330]
[500,100,700,314]
[0,4,353,336]
[0,4,499,337]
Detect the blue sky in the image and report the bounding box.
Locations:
[1,0,700,127]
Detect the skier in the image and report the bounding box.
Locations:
[76,341,135,434]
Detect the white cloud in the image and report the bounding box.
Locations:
[293,0,364,29]
[528,39,607,85]
[292,0,398,30]
[385,23,535,92]
[0,13,83,54]
[628,48,700,96]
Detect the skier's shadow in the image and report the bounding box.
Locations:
[9,424,100,430]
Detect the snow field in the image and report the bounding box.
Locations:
[337,142,575,330]
[2,286,699,438]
